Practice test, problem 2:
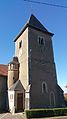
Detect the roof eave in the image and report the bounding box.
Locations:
[14,24,54,42]
[0,74,7,77]
[29,24,54,36]
[14,23,28,42]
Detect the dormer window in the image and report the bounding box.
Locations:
[19,40,22,49]
[38,36,45,45]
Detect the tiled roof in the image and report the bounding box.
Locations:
[14,14,54,42]
[0,64,8,76]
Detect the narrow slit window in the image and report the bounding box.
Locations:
[42,82,48,93]
[39,37,41,44]
[43,84,46,93]
[19,40,22,49]
[41,38,44,45]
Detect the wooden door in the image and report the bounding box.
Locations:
[17,93,23,111]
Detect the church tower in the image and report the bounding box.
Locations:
[12,14,65,110]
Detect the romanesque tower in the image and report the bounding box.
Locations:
[14,14,65,109]
[8,14,65,112]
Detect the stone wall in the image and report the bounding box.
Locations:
[0,75,8,111]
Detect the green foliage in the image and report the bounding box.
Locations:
[64,97,67,106]
[26,108,67,118]
[64,97,67,101]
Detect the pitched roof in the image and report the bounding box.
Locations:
[27,14,48,32]
[57,84,63,92]
[14,14,54,42]
[8,56,19,65]
[9,80,24,91]
[0,64,8,76]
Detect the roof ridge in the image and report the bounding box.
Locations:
[24,14,48,33]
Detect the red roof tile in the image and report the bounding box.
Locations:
[0,64,8,76]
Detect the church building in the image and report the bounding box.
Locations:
[7,14,65,112]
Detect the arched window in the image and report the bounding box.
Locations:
[41,38,44,45]
[50,91,55,107]
[42,82,48,93]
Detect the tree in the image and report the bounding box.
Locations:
[65,85,67,88]
[64,86,67,106]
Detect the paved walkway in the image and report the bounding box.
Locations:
[0,113,26,119]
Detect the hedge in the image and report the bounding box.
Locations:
[26,108,67,118]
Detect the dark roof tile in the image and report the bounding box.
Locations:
[14,14,54,42]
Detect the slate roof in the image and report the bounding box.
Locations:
[0,64,8,76]
[27,14,48,32]
[14,14,54,42]
[9,80,24,91]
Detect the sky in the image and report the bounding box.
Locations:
[0,0,67,93]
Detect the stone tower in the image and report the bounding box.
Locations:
[8,14,65,112]
[8,56,19,89]
[14,14,65,109]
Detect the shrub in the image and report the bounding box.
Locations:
[26,108,67,118]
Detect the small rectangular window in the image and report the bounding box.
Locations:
[19,40,22,49]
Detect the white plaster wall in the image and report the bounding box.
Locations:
[25,92,30,110]
[8,91,14,112]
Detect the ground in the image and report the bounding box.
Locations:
[0,113,26,119]
[0,113,67,119]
